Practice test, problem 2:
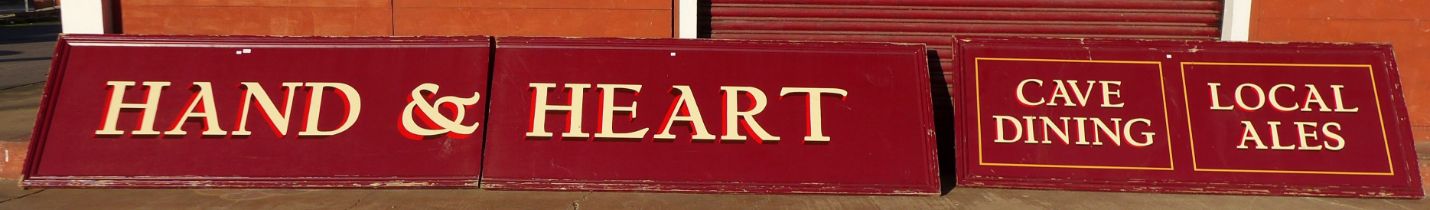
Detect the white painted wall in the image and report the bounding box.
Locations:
[61,0,111,34]
[1221,0,1252,41]
[678,0,697,38]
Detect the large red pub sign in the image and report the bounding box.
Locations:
[952,37,1422,198]
[24,35,492,187]
[480,37,942,195]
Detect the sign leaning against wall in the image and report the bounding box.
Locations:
[952,36,1422,198]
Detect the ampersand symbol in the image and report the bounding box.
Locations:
[400,83,481,140]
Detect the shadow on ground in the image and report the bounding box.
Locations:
[0,22,59,45]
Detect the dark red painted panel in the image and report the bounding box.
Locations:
[23,35,492,188]
[481,37,940,195]
[951,37,1423,198]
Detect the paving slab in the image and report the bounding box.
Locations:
[0,82,39,141]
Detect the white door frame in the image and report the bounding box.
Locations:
[1221,0,1252,41]
[61,0,113,34]
[677,0,697,38]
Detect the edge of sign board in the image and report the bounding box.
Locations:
[43,34,494,47]
[21,179,482,189]
[494,36,933,53]
[20,35,492,188]
[482,37,942,195]
[480,178,938,196]
[948,36,1422,198]
[954,175,1425,198]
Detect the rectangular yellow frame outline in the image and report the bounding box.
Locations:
[1179,62,1395,176]
[974,57,1176,171]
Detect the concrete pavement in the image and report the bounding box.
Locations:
[0,21,54,138]
[0,22,1427,209]
[0,21,56,89]
[0,21,52,181]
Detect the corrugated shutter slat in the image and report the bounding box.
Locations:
[708,0,1224,90]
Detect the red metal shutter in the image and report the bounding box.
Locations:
[707,0,1223,88]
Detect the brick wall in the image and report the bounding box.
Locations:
[1250,0,1430,141]
[118,0,672,38]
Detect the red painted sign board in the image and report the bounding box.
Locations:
[951,37,1422,198]
[24,35,492,187]
[480,37,941,195]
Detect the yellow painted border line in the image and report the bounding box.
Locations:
[1180,62,1394,176]
[974,57,1174,171]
